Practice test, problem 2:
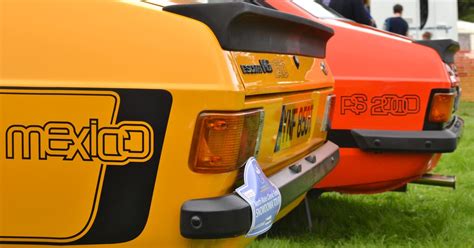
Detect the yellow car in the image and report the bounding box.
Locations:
[0,0,338,247]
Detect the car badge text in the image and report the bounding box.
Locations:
[320,61,328,75]
[293,55,300,69]
[341,94,420,116]
[5,119,154,165]
[240,59,273,74]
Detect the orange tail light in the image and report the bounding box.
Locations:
[189,109,264,173]
[429,92,455,123]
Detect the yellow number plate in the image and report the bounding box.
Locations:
[274,100,314,152]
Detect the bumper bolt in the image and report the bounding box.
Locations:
[289,164,302,173]
[425,140,432,148]
[190,215,202,229]
[305,155,317,164]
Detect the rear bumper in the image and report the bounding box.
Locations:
[180,141,339,239]
[330,115,463,153]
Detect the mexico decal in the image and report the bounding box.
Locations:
[6,119,153,165]
[0,88,172,245]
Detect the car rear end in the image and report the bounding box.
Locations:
[264,0,463,194]
[319,25,464,194]
[0,0,337,247]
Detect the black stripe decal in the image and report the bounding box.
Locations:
[0,88,172,245]
[73,89,172,244]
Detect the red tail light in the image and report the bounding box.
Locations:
[446,63,459,87]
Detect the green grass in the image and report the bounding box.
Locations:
[251,102,474,248]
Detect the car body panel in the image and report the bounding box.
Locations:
[267,0,460,194]
[230,52,333,95]
[0,0,336,246]
[317,148,441,192]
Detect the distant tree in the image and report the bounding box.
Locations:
[459,0,474,22]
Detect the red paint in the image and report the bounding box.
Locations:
[268,0,452,193]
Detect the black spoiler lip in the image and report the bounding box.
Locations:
[163,2,334,58]
[414,39,460,64]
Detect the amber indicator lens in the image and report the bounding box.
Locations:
[190,109,264,173]
[429,92,455,123]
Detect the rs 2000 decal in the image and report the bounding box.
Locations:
[341,94,420,116]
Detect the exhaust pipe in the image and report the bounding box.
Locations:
[411,174,456,189]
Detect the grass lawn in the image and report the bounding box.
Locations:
[252,102,474,248]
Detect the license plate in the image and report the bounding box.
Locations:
[274,100,314,152]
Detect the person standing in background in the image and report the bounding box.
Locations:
[321,0,372,26]
[384,4,409,36]
[363,0,377,27]
[422,31,433,40]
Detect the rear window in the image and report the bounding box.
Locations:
[292,0,341,19]
[170,0,242,3]
[148,0,341,20]
[146,0,244,6]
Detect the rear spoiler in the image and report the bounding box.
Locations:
[415,39,460,64]
[163,2,334,58]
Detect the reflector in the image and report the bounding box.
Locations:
[190,109,264,173]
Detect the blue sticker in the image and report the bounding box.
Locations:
[235,157,282,237]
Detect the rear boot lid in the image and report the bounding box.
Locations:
[163,2,334,95]
[162,1,335,172]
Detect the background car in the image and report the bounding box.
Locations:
[260,0,463,194]
[0,0,338,247]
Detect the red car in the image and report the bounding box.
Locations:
[257,0,463,194]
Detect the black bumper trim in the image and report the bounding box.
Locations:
[180,141,339,239]
[350,115,464,152]
[180,194,251,239]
